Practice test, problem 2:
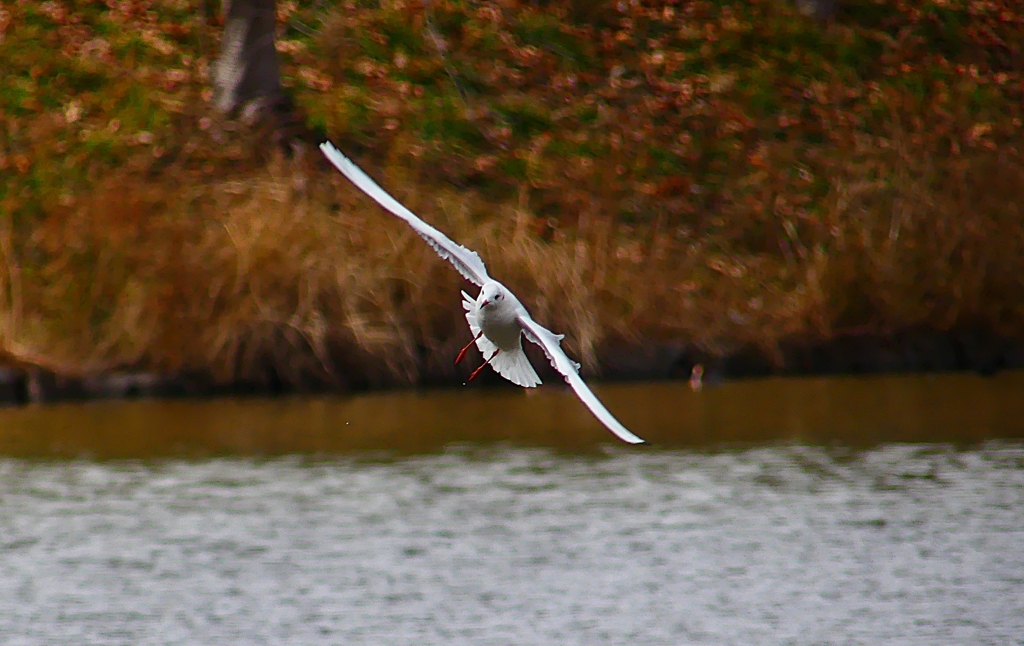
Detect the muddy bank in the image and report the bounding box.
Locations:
[3,326,1021,406]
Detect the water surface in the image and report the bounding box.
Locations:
[2,372,1023,644]
[2,371,1023,457]
[1,444,1022,645]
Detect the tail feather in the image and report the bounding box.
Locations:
[489,346,542,388]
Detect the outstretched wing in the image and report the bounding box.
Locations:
[517,314,645,444]
[321,141,490,287]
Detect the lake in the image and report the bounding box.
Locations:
[1,373,1022,644]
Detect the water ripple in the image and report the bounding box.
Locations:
[0,444,1022,645]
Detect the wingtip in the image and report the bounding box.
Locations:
[320,140,349,166]
[319,141,344,167]
[612,427,647,445]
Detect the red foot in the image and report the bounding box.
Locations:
[467,349,499,382]
[455,331,483,365]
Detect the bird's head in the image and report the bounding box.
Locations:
[479,283,505,309]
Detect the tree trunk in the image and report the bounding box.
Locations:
[794,0,837,22]
[212,0,283,116]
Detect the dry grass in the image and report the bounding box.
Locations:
[5,124,1022,388]
[0,150,707,386]
[4,0,1024,387]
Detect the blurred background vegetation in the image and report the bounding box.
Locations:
[1,0,1023,391]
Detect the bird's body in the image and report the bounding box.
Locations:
[320,141,645,444]
[474,282,523,351]
[463,282,541,388]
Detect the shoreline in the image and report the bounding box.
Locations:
[3,326,1021,407]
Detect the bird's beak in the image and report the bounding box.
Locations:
[480,299,490,308]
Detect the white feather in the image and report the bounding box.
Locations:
[324,141,644,444]
[462,291,540,387]
[321,142,490,287]
[519,313,645,445]
[489,348,542,388]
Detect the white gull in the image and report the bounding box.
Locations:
[321,142,644,445]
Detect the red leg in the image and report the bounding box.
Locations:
[455,331,483,365]
[467,349,499,382]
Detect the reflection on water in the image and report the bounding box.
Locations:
[1,371,1023,458]
[1,373,1022,643]
[0,445,1022,644]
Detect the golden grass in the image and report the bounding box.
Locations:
[4,121,1022,389]
[0,149,697,386]
[4,0,1024,387]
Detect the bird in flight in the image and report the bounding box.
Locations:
[321,141,645,445]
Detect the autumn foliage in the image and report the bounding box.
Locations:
[2,0,1024,387]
